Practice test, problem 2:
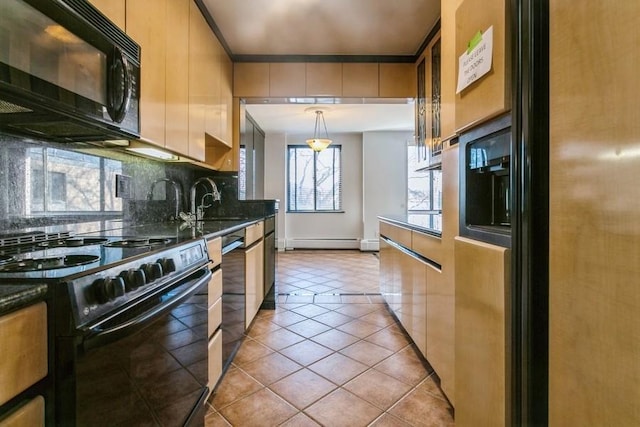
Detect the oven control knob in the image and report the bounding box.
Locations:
[94,277,126,303]
[142,262,163,281]
[119,269,146,291]
[158,258,176,274]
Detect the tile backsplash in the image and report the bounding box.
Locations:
[0,134,241,232]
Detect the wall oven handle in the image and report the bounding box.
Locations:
[82,268,212,351]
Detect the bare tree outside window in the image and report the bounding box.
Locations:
[288,145,342,212]
[408,143,442,233]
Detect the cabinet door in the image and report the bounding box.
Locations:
[126,0,166,146]
[187,2,209,161]
[306,63,342,96]
[164,0,190,156]
[89,0,125,29]
[379,63,416,98]
[0,395,45,427]
[342,63,379,97]
[0,303,47,406]
[208,329,222,391]
[245,240,264,327]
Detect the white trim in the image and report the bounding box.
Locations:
[285,238,360,250]
[359,239,380,252]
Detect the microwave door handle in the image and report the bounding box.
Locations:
[107,47,132,123]
[82,268,212,351]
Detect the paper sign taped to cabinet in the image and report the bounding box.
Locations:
[456,26,494,94]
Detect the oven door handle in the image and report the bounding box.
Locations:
[82,268,212,351]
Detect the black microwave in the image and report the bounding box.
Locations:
[0,0,140,142]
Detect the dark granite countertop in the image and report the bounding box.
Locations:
[378,214,442,238]
[0,284,48,316]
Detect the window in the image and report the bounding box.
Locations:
[287,145,342,212]
[408,144,442,233]
[27,147,123,214]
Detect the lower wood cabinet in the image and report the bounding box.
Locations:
[0,303,47,407]
[207,329,222,392]
[245,240,264,327]
[0,396,45,427]
[206,237,223,392]
[455,236,510,427]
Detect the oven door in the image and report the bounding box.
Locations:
[58,267,211,427]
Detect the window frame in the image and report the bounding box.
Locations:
[287,144,343,213]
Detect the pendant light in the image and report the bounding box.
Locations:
[306,110,332,152]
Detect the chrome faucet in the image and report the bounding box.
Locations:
[189,177,221,220]
[147,178,182,221]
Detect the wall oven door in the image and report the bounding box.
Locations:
[56,267,211,427]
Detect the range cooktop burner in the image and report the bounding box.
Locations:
[38,238,109,248]
[103,238,173,248]
[0,255,100,272]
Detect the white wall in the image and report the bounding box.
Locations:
[264,130,409,250]
[361,131,411,250]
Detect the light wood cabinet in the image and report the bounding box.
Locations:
[0,303,47,406]
[245,240,264,327]
[188,1,210,162]
[379,63,416,98]
[164,0,190,155]
[440,0,464,142]
[207,329,222,391]
[455,236,510,427]
[234,63,270,98]
[0,396,45,427]
[342,63,379,97]
[89,0,126,29]
[306,63,342,96]
[270,63,306,97]
[126,0,167,146]
[454,0,510,132]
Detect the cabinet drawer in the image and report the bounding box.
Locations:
[207,237,222,267]
[208,268,222,307]
[379,221,412,248]
[208,328,223,390]
[245,221,264,246]
[0,395,45,427]
[0,303,47,406]
[208,297,222,338]
[411,231,442,266]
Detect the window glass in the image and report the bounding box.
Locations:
[407,143,442,233]
[288,145,342,212]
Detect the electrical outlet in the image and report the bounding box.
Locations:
[115,174,132,199]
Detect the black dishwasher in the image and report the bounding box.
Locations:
[220,233,245,373]
[261,215,276,309]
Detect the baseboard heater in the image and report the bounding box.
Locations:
[285,238,360,250]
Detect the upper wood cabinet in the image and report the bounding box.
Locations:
[270,63,306,97]
[306,63,342,96]
[235,61,414,98]
[126,0,167,147]
[89,0,125,29]
[379,63,416,98]
[164,0,190,155]
[454,0,510,132]
[342,63,379,97]
[440,0,464,142]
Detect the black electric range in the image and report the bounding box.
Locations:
[0,229,212,427]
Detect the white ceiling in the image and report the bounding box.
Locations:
[201,0,438,135]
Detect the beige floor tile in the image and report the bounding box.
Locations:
[312,311,354,328]
[310,329,360,351]
[279,339,334,366]
[369,413,414,427]
[312,294,342,304]
[358,309,398,328]
[374,347,431,387]
[343,369,412,410]
[290,304,330,318]
[210,367,264,410]
[232,338,274,366]
[278,412,321,426]
[304,388,383,427]
[308,352,368,385]
[388,387,455,426]
[219,388,298,427]
[334,303,379,318]
[255,328,305,351]
[364,327,412,352]
[336,318,385,339]
[416,374,450,402]
[339,340,394,367]
[241,352,302,386]
[270,310,308,327]
[246,317,282,338]
[269,369,337,410]
[284,319,332,339]
[204,410,232,427]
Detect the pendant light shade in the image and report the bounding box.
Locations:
[306,110,332,152]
